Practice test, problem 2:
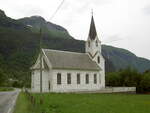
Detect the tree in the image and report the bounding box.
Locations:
[106,72,121,86]
[119,67,140,87]
[0,68,7,86]
[106,67,150,93]
[139,72,150,93]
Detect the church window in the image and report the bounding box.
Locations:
[96,40,98,47]
[77,73,80,84]
[57,73,61,85]
[32,74,34,88]
[94,74,97,84]
[88,41,90,47]
[49,81,50,90]
[99,74,101,84]
[97,56,100,63]
[86,74,89,84]
[67,73,71,84]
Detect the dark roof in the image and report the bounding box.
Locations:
[43,49,100,71]
[89,16,97,40]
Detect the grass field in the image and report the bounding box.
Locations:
[14,92,34,113]
[14,93,150,113]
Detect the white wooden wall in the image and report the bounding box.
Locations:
[51,69,104,92]
[31,69,105,93]
[31,69,49,92]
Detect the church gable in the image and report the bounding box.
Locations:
[93,52,105,64]
[43,59,49,70]
[93,51,105,61]
[30,51,52,70]
[30,54,41,70]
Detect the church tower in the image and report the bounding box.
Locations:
[86,14,105,88]
[86,15,102,65]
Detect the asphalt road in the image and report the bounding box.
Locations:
[0,89,20,113]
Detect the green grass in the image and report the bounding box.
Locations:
[14,92,36,113]
[0,87,14,91]
[14,93,150,113]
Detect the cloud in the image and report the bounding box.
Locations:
[143,5,150,15]
[0,0,150,59]
[102,34,125,44]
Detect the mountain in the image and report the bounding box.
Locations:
[102,45,150,72]
[0,9,28,31]
[18,16,68,33]
[18,16,72,39]
[0,9,150,84]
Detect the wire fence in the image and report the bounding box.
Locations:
[24,89,45,113]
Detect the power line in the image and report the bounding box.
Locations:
[50,0,65,20]
[102,38,123,44]
[38,0,65,92]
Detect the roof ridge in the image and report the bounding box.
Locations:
[42,48,85,55]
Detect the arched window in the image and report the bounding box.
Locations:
[85,74,89,84]
[77,73,80,84]
[88,41,90,47]
[49,81,50,90]
[67,73,71,84]
[97,56,100,63]
[96,40,98,47]
[94,74,97,84]
[57,73,61,85]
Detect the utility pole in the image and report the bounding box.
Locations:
[39,28,42,93]
[39,0,64,93]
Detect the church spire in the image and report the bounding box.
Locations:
[89,14,97,40]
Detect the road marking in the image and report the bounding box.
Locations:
[7,108,11,113]
[7,91,19,113]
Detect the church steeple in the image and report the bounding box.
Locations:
[89,15,97,40]
[85,14,102,57]
[85,13,105,88]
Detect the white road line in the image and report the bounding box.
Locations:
[7,96,14,113]
[7,108,11,113]
[6,90,20,113]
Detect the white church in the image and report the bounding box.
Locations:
[31,15,105,93]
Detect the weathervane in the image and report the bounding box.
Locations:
[91,9,93,16]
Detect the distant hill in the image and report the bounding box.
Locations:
[102,45,150,72]
[0,9,150,83]
[18,16,72,39]
[18,16,68,32]
[0,9,28,31]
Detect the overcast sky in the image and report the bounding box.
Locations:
[0,0,150,60]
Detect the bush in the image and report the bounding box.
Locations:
[0,68,7,86]
[12,81,23,88]
[106,72,121,86]
[0,87,14,91]
[106,68,150,93]
[138,72,150,93]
